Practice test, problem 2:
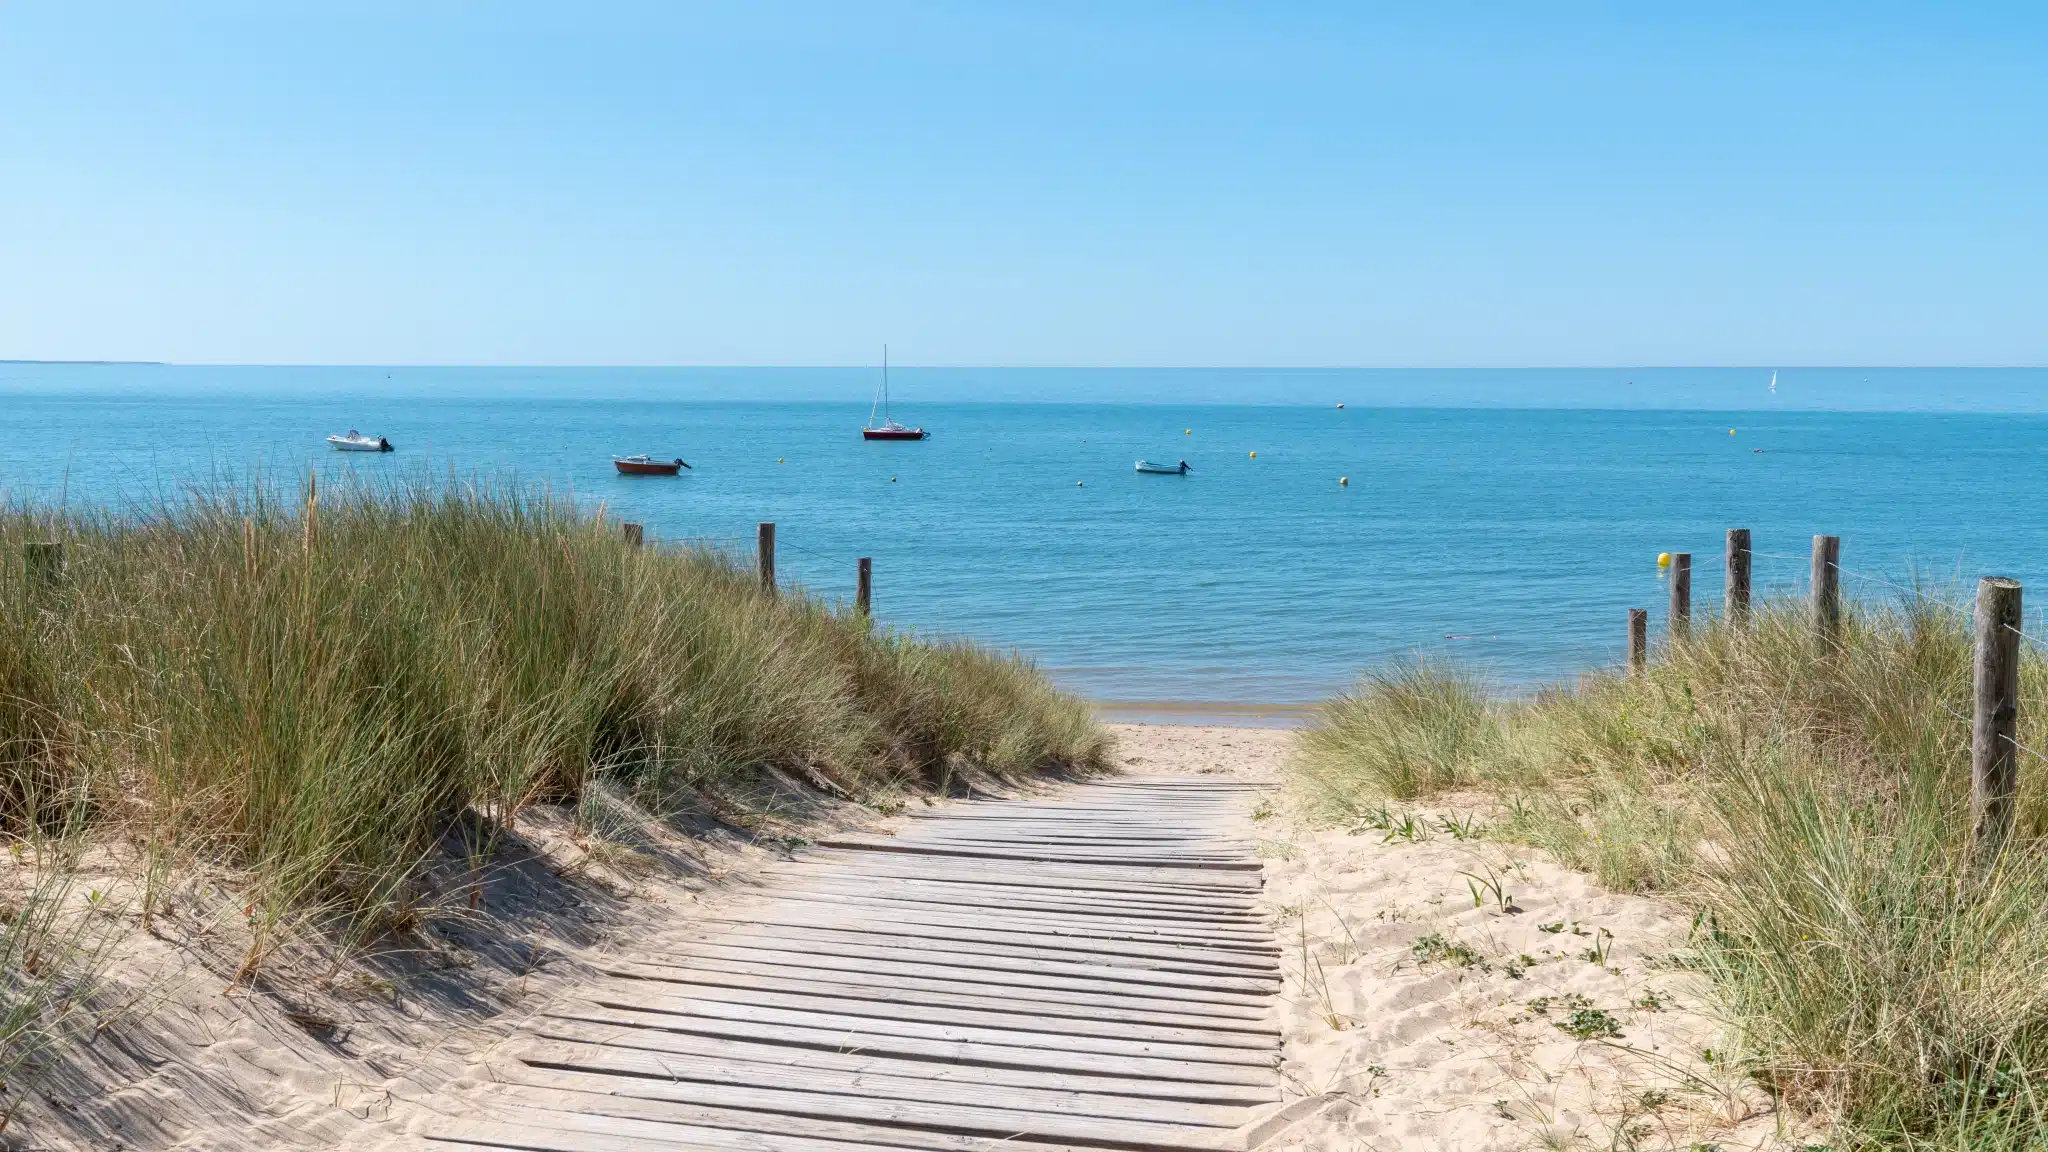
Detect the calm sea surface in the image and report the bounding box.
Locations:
[8,365,2048,710]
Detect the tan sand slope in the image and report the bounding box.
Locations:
[1106,723,1803,1152]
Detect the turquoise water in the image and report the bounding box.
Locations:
[9,365,2048,706]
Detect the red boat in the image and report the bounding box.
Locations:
[863,345,927,441]
[613,455,690,476]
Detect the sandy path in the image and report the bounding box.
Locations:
[1107,723,1801,1152]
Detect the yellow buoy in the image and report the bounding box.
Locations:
[1339,476,1349,486]
[1728,428,1736,436]
[777,457,784,463]
[1184,429,1191,435]
[1657,552,1672,568]
[1248,451,1256,459]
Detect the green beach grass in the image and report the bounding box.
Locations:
[0,474,1105,1092]
[1290,597,2048,1150]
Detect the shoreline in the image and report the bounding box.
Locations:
[1093,699,1321,728]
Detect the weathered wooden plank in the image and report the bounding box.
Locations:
[606,951,1273,1011]
[640,937,1279,996]
[433,1105,1100,1152]
[594,963,1280,1034]
[495,1063,1247,1152]
[518,1025,1281,1103]
[518,1041,1258,1125]
[789,854,1264,896]
[572,978,1279,1049]
[529,1011,1276,1089]
[455,1088,1155,1152]
[814,838,1263,872]
[749,887,1270,936]
[753,869,1266,916]
[685,916,1282,974]
[549,998,1281,1068]
[744,890,1279,946]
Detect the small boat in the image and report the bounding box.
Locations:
[327,430,393,452]
[1135,459,1191,475]
[863,346,928,441]
[613,455,690,476]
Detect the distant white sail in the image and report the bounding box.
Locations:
[1768,370,1777,394]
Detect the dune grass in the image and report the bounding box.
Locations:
[0,475,1104,1024]
[1291,596,2048,1150]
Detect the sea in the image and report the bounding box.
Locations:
[8,364,2048,721]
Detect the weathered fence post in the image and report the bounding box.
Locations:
[1628,608,1647,674]
[1726,529,1751,625]
[1810,534,1841,643]
[757,522,776,593]
[1669,553,1692,638]
[856,557,872,616]
[622,522,644,548]
[25,540,64,589]
[1971,576,2023,865]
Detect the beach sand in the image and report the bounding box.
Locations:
[11,724,1801,1151]
[1109,721,1803,1152]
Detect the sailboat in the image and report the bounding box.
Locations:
[862,346,928,441]
[1769,370,1778,394]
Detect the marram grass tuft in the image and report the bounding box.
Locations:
[1291,596,2048,1150]
[0,475,1106,939]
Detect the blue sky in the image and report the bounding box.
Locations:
[2,3,2042,367]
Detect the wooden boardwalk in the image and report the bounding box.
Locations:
[430,776,1288,1152]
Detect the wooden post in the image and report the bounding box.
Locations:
[24,541,63,589]
[1628,608,1647,674]
[622,522,644,548]
[757,522,776,593]
[1971,576,2023,865]
[1725,529,1751,625]
[1669,553,1691,639]
[856,557,872,616]
[1811,535,1841,642]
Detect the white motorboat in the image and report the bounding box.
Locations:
[327,430,394,452]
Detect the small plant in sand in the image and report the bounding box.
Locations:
[1578,926,1616,968]
[1555,1005,1625,1041]
[1460,864,1518,913]
[1410,931,1484,970]
[1437,812,1484,839]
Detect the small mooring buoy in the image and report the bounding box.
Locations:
[1339,476,1349,486]
[1248,451,1257,459]
[1728,428,1736,436]
[1184,429,1191,435]
[1077,480,1085,487]
[1657,552,1672,569]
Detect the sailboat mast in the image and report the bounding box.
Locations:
[868,346,884,428]
[883,345,891,423]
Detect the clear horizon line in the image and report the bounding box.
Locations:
[8,360,2048,371]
